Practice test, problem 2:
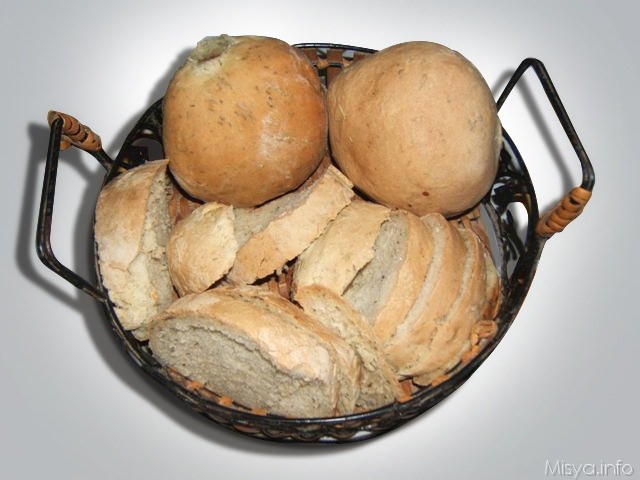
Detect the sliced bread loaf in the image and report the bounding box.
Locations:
[382,214,467,371]
[342,209,434,344]
[94,160,175,340]
[228,165,354,284]
[148,287,360,417]
[167,202,237,296]
[406,228,488,383]
[292,199,390,296]
[295,285,404,411]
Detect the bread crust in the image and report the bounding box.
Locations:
[149,289,343,417]
[406,228,487,382]
[163,35,328,206]
[95,161,165,280]
[383,214,466,370]
[167,202,237,296]
[223,286,361,415]
[295,285,404,410]
[228,165,354,284]
[95,160,175,333]
[292,199,390,296]
[371,211,434,343]
[328,41,501,217]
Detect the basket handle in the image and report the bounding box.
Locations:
[496,58,595,239]
[36,111,115,302]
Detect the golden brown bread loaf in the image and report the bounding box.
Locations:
[163,35,328,207]
[328,41,502,217]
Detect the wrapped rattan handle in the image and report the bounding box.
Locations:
[497,58,595,239]
[47,111,102,152]
[535,186,592,237]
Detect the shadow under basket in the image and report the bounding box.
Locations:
[36,44,595,443]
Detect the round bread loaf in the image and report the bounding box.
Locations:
[163,35,328,207]
[328,41,502,218]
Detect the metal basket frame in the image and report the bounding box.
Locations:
[36,43,595,443]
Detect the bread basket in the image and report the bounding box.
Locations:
[36,43,595,443]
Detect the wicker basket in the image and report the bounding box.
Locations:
[36,43,595,443]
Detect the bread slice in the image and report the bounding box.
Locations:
[167,202,237,296]
[454,208,502,319]
[148,287,360,418]
[407,228,488,384]
[214,286,361,415]
[295,285,404,411]
[342,210,434,344]
[228,165,354,284]
[292,199,390,296]
[94,160,175,339]
[382,214,467,371]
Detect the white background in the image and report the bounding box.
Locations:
[2,1,638,479]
